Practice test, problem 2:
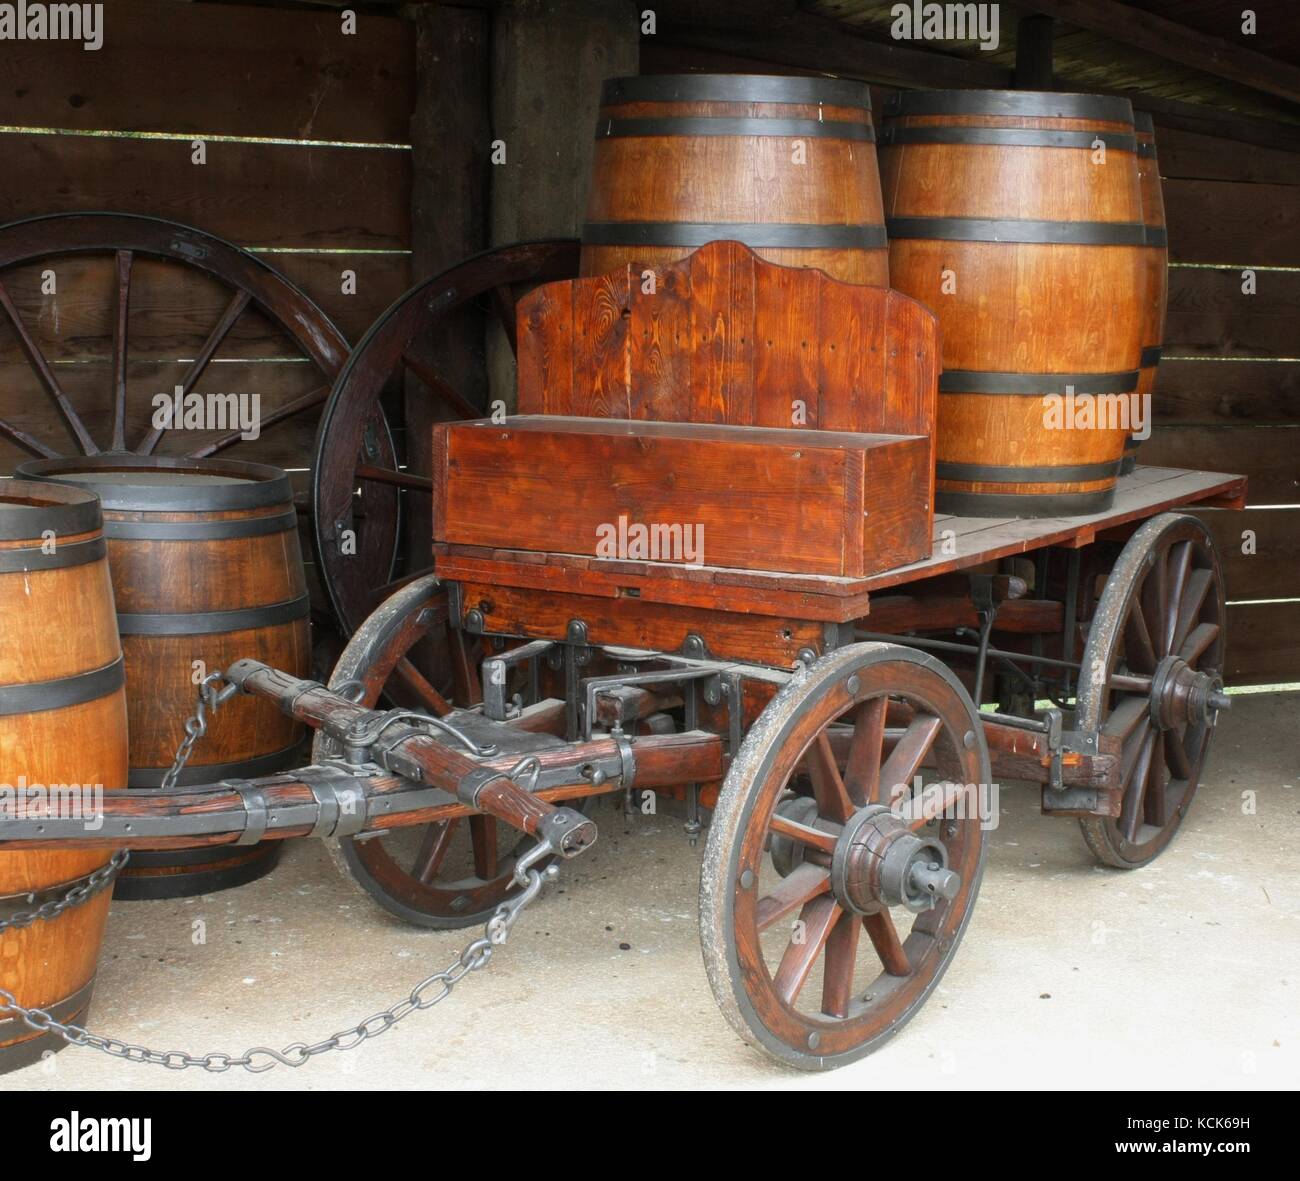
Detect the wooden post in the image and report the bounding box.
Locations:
[1015,15,1054,91]
[406,3,491,683]
[488,0,640,407]
[490,0,640,243]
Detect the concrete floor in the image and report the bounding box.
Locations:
[5,690,1297,1092]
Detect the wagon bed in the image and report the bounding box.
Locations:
[433,464,1244,629]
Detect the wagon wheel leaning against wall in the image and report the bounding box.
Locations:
[1076,513,1228,868]
[0,211,388,662]
[0,211,365,464]
[309,239,581,669]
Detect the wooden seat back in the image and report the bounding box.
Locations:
[515,238,938,438]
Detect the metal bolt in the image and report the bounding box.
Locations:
[807,1032,820,1049]
[464,608,484,633]
[846,674,861,695]
[739,869,755,889]
[963,729,976,750]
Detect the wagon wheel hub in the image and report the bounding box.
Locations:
[830,805,961,916]
[1147,655,1230,732]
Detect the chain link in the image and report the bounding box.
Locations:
[0,850,129,936]
[0,862,557,1073]
[161,670,237,791]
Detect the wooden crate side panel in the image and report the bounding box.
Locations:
[439,420,861,576]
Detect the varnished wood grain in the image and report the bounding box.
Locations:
[0,487,127,1067]
[435,415,931,578]
[518,240,938,438]
[581,80,888,284]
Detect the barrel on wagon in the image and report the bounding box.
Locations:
[880,89,1147,517]
[582,73,889,285]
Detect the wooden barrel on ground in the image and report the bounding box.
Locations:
[880,90,1146,517]
[1122,112,1168,475]
[16,456,310,899]
[0,482,128,1073]
[581,73,889,285]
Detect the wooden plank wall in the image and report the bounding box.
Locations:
[1141,127,1299,685]
[642,41,1299,685]
[0,0,415,607]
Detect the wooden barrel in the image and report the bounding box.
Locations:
[16,456,310,899]
[1122,111,1168,475]
[581,73,889,285]
[880,90,1146,517]
[0,482,128,1073]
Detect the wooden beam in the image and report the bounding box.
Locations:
[1115,92,1300,154]
[653,3,1011,90]
[1015,0,1300,106]
[1014,15,1054,91]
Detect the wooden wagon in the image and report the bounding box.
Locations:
[0,242,1244,1071]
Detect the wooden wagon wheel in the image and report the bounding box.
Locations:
[1077,513,1228,868]
[314,573,570,929]
[701,644,989,1070]
[310,239,581,638]
[0,212,360,466]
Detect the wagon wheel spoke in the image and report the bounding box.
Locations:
[1103,695,1149,744]
[1122,594,1158,674]
[0,277,99,455]
[878,713,943,809]
[807,732,855,822]
[820,910,862,1018]
[491,284,519,352]
[843,696,888,805]
[138,287,251,455]
[1172,568,1213,659]
[1178,621,1219,666]
[1143,731,1169,828]
[1140,547,1169,659]
[1164,541,1192,654]
[394,656,453,717]
[469,815,500,881]
[908,780,968,832]
[773,895,840,1005]
[109,250,133,451]
[183,384,328,458]
[1119,725,1158,843]
[767,812,837,855]
[412,819,458,884]
[862,909,911,977]
[1164,723,1194,781]
[0,416,58,459]
[357,464,434,493]
[402,351,481,420]
[756,862,831,933]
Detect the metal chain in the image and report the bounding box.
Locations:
[160,670,238,791]
[0,859,558,1073]
[0,850,129,935]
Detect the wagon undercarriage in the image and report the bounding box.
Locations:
[1,465,1240,1069]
